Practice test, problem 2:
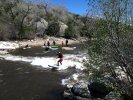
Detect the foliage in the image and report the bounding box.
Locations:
[88,82,112,98]
[64,26,75,39]
[46,22,60,36]
[0,0,87,40]
[64,18,79,39]
[86,0,133,96]
[0,0,36,40]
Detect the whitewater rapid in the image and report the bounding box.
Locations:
[0,53,87,71]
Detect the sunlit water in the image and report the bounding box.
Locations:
[0,44,86,100]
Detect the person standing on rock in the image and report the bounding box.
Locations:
[66,39,68,46]
[47,41,50,47]
[44,41,46,46]
[62,41,64,47]
[53,41,56,46]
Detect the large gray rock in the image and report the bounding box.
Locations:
[36,18,48,35]
[63,90,74,100]
[58,22,68,36]
[104,91,121,100]
[71,82,90,98]
[63,89,90,100]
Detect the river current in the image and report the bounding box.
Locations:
[0,44,85,100]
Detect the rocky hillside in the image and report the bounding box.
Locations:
[0,0,89,40]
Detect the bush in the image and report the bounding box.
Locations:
[46,22,60,36]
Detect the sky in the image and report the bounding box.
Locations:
[29,0,88,15]
[50,0,88,15]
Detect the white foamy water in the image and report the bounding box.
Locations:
[61,73,80,88]
[0,41,19,50]
[0,54,86,71]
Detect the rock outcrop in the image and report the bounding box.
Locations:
[36,18,48,36]
[58,22,68,36]
[63,82,91,100]
[62,73,113,100]
[71,82,90,98]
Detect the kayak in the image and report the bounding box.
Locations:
[49,47,59,50]
[51,45,59,48]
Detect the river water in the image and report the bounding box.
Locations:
[0,44,85,100]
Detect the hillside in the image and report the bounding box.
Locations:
[0,0,90,40]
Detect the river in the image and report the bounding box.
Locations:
[0,44,86,100]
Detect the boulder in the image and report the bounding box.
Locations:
[88,82,111,99]
[71,82,90,98]
[36,18,48,36]
[121,94,133,100]
[58,22,68,36]
[63,89,90,100]
[104,91,121,100]
[63,90,74,100]
[75,96,92,100]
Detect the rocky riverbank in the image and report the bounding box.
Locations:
[18,37,87,48]
[0,36,87,54]
[62,73,122,100]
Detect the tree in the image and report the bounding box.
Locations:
[0,0,34,39]
[86,0,133,97]
[64,18,79,39]
[17,3,31,39]
[64,22,74,38]
[0,0,22,40]
[46,22,60,36]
